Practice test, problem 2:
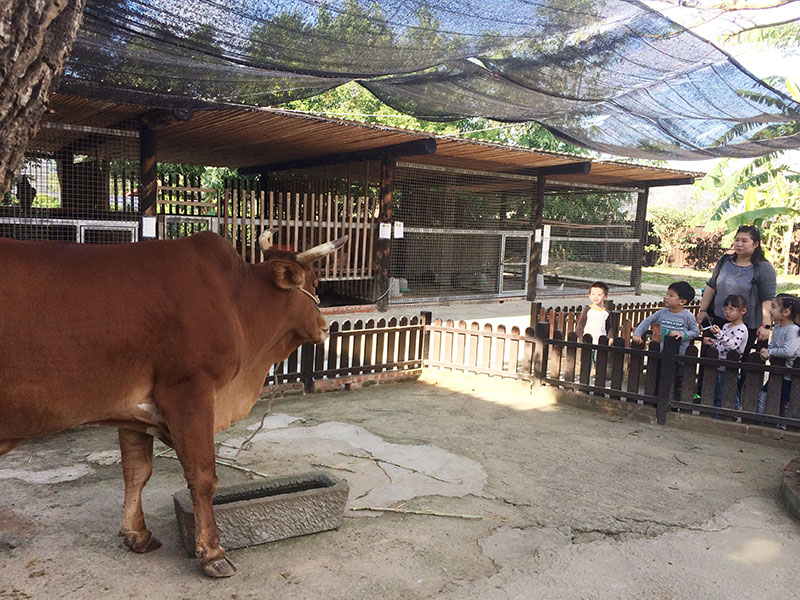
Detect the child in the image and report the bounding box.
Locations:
[576,281,612,343]
[632,281,700,354]
[632,281,700,401]
[757,294,800,423]
[702,294,748,410]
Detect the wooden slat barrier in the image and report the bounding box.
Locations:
[531,302,701,340]
[426,319,536,380]
[262,308,800,434]
[265,315,426,390]
[220,186,377,281]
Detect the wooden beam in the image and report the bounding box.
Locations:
[511,161,592,178]
[630,187,650,294]
[375,156,395,311]
[240,138,436,176]
[139,108,194,128]
[139,124,158,217]
[633,177,694,187]
[527,176,546,303]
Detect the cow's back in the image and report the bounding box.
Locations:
[0,232,246,437]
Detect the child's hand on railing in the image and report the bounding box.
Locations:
[760,347,770,361]
[631,335,644,345]
[702,337,715,346]
[668,330,683,339]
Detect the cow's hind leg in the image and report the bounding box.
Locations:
[158,383,235,578]
[117,428,162,553]
[0,439,23,456]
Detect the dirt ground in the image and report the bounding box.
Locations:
[2,374,800,600]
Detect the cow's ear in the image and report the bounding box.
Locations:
[269,259,306,290]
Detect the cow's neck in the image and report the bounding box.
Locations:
[239,267,307,368]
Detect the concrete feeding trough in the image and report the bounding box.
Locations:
[174,471,349,553]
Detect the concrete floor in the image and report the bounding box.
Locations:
[2,377,798,599]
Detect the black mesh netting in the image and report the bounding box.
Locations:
[60,0,800,160]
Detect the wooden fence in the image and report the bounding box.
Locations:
[221,188,376,281]
[266,316,425,391]
[532,301,700,340]
[268,310,800,434]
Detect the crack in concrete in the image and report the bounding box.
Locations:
[569,514,731,542]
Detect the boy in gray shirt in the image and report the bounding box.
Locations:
[632,281,700,354]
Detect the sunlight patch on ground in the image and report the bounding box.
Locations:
[419,371,559,411]
[725,537,783,564]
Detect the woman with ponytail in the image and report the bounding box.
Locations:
[696,225,777,354]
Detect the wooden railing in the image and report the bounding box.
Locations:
[531,301,701,339]
[221,189,376,281]
[265,315,425,391]
[265,311,800,436]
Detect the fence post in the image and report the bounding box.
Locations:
[301,342,315,394]
[529,301,542,329]
[656,336,679,425]
[533,321,549,388]
[608,309,621,340]
[420,311,432,366]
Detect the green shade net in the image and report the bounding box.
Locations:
[60,0,800,160]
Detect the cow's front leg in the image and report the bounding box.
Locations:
[158,383,235,578]
[117,428,162,553]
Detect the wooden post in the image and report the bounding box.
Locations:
[420,311,432,364]
[375,155,395,311]
[529,301,542,329]
[139,124,158,222]
[656,335,679,424]
[301,342,315,394]
[533,321,549,389]
[630,188,650,295]
[527,176,546,302]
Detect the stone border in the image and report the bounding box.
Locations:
[780,458,800,522]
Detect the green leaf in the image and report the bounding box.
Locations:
[724,206,800,229]
[744,186,758,211]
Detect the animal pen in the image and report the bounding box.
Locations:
[3,93,696,309]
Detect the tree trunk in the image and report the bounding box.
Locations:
[0,0,85,197]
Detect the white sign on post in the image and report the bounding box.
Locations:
[542,224,551,266]
[393,221,404,238]
[141,216,157,238]
[534,228,542,243]
[379,222,392,239]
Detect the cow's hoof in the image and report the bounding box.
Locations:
[202,557,237,578]
[120,530,162,553]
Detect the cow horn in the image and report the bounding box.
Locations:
[258,229,276,252]
[296,236,348,266]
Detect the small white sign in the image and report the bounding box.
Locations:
[534,228,542,243]
[542,225,551,266]
[393,221,404,239]
[142,216,157,238]
[379,222,392,239]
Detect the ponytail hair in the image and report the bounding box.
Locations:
[774,293,800,334]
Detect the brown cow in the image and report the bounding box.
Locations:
[0,229,346,577]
